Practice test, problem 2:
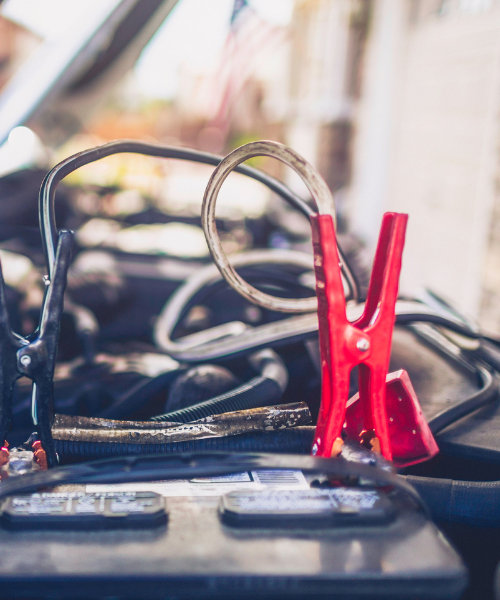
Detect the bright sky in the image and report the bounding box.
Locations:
[134,0,295,100]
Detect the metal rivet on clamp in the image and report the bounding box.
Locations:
[356,339,370,352]
[20,355,32,367]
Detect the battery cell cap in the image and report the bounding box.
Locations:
[220,487,395,527]
[1,491,167,530]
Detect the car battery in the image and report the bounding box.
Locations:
[0,468,466,600]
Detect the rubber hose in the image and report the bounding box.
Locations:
[151,348,288,423]
[427,365,498,435]
[166,364,240,413]
[54,426,315,461]
[404,474,500,527]
[151,376,282,423]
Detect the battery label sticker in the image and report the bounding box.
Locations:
[190,472,252,483]
[74,497,97,513]
[86,469,309,497]
[11,496,66,514]
[226,489,382,513]
[220,488,396,527]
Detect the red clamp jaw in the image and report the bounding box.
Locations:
[311,212,438,466]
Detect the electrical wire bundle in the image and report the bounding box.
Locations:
[0,134,494,552]
[34,140,499,450]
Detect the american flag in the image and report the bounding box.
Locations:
[206,0,287,133]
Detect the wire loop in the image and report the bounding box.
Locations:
[202,140,338,313]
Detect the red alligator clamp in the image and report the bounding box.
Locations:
[311,212,438,466]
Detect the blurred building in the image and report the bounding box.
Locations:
[285,0,369,199]
[4,0,500,330]
[0,16,39,92]
[284,0,500,331]
[347,0,500,330]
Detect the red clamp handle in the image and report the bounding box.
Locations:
[311,212,438,466]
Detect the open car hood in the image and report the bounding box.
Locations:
[0,0,179,147]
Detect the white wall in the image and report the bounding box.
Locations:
[348,0,407,248]
[350,0,500,322]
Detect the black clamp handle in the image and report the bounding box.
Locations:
[0,230,73,468]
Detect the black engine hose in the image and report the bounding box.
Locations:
[403,474,500,528]
[152,377,280,423]
[151,349,288,423]
[39,140,359,301]
[55,426,315,461]
[427,365,498,435]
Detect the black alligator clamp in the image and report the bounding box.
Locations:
[0,230,73,469]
